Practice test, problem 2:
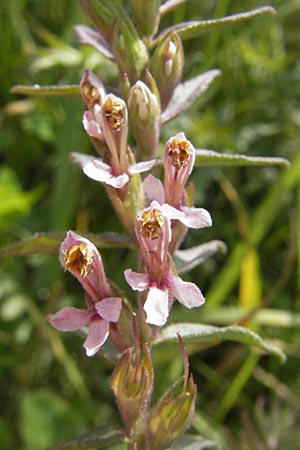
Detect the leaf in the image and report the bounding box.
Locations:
[169,434,216,450]
[0,231,135,258]
[155,323,286,363]
[174,240,227,275]
[195,149,290,168]
[41,425,124,450]
[155,6,276,44]
[160,0,188,16]
[74,24,114,59]
[160,70,221,124]
[10,84,80,97]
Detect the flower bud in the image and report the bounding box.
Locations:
[112,17,149,84]
[149,374,196,450]
[150,31,184,110]
[128,79,160,160]
[79,0,123,45]
[129,0,160,38]
[112,343,154,435]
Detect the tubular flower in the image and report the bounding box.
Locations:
[124,202,205,326]
[49,231,122,356]
[143,132,212,229]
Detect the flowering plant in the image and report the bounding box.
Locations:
[4,1,292,449]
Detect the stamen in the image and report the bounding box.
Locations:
[168,139,190,170]
[103,97,124,130]
[65,243,93,278]
[82,83,101,109]
[138,208,164,240]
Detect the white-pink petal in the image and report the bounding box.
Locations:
[170,275,205,309]
[130,159,156,174]
[161,203,186,222]
[71,152,129,188]
[83,317,109,357]
[143,174,165,203]
[49,306,92,331]
[95,297,122,322]
[181,206,212,228]
[124,269,149,291]
[82,111,102,139]
[144,287,169,326]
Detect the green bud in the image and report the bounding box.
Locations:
[79,0,123,45]
[112,343,154,435]
[150,30,184,110]
[129,0,161,38]
[149,374,197,450]
[128,78,161,160]
[112,17,149,84]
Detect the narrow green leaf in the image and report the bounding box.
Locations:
[10,84,80,97]
[160,0,188,17]
[160,70,221,125]
[0,231,135,258]
[41,426,124,450]
[155,6,276,44]
[174,240,227,275]
[195,149,290,168]
[169,434,216,450]
[155,323,286,363]
[74,24,114,59]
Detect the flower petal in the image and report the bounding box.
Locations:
[170,275,205,309]
[143,174,165,203]
[130,159,156,174]
[181,206,212,228]
[71,152,129,188]
[83,317,109,357]
[95,297,122,322]
[49,306,92,331]
[161,202,186,221]
[124,269,149,291]
[144,287,169,326]
[82,111,102,139]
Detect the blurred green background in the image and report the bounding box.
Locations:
[0,1,299,449]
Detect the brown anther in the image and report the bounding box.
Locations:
[65,243,93,278]
[103,98,124,130]
[138,209,164,240]
[168,139,190,170]
[82,83,102,109]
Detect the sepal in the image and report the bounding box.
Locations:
[112,17,149,84]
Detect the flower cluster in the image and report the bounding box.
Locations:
[50,127,211,346]
[71,70,155,191]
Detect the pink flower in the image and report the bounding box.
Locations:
[71,152,156,189]
[49,231,122,356]
[143,173,212,229]
[142,132,212,229]
[124,202,205,326]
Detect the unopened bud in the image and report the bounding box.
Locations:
[148,335,196,450]
[129,0,160,37]
[149,374,196,450]
[112,343,154,435]
[150,31,184,110]
[79,0,123,45]
[112,17,149,84]
[128,79,160,159]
